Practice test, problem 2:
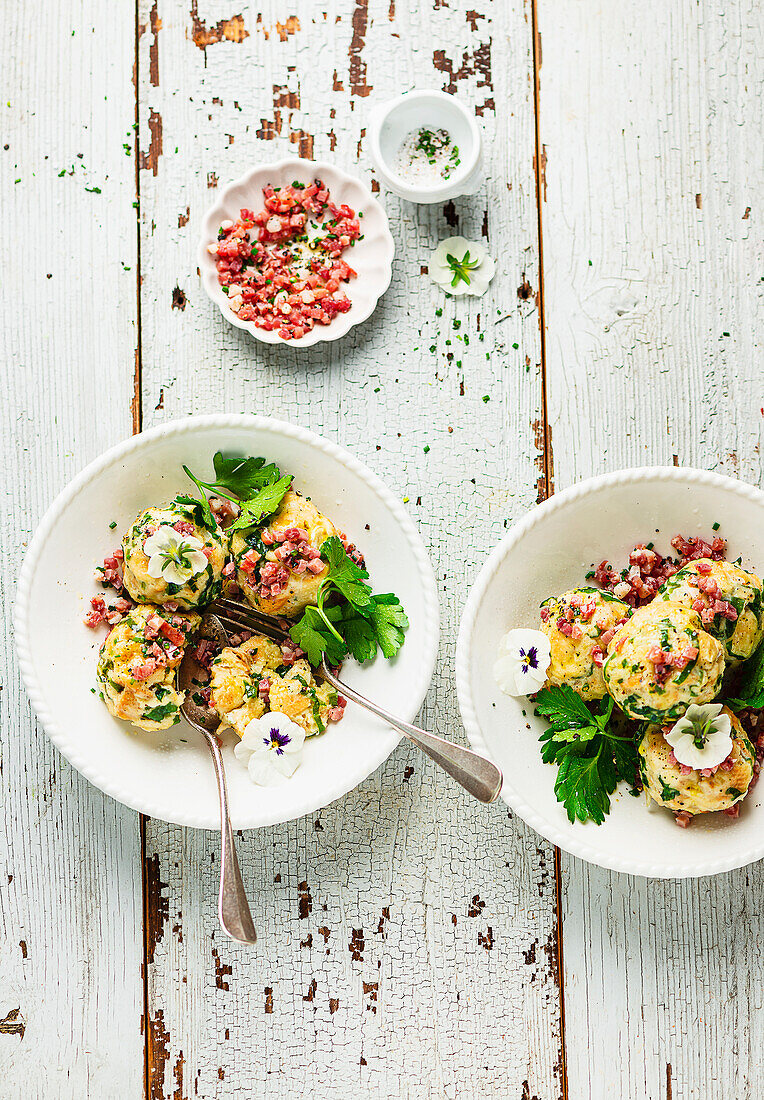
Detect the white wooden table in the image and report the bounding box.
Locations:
[2,1,762,1096]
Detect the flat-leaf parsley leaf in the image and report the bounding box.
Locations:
[535,685,639,825]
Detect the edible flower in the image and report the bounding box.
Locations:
[429,236,495,297]
[234,712,306,786]
[493,629,551,696]
[143,525,209,585]
[664,703,733,771]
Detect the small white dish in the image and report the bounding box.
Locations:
[199,159,395,348]
[15,415,439,830]
[368,89,483,203]
[455,467,764,879]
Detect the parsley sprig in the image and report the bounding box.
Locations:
[535,686,639,825]
[181,451,291,531]
[290,536,408,666]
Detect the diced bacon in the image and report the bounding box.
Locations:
[239,550,259,574]
[159,620,185,646]
[173,519,195,536]
[599,628,616,649]
[540,607,550,623]
[557,618,574,637]
[723,804,741,819]
[570,624,583,641]
[223,561,236,577]
[591,645,604,668]
[213,185,360,341]
[307,558,325,575]
[698,576,721,599]
[131,659,157,681]
[209,497,239,526]
[674,811,693,828]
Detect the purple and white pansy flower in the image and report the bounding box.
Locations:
[493,628,552,697]
[234,712,306,786]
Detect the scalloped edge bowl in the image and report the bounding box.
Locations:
[199,159,395,347]
[456,467,764,878]
[14,415,439,830]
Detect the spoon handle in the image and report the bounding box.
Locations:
[322,666,503,804]
[202,731,257,944]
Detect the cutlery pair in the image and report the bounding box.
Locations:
[179,600,503,944]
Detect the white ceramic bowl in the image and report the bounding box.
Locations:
[368,89,483,203]
[456,467,764,879]
[199,159,394,348]
[15,415,439,830]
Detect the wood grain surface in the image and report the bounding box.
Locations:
[2,0,761,1096]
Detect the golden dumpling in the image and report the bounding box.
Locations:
[603,602,725,721]
[230,489,336,618]
[656,558,764,661]
[639,707,754,816]
[96,605,200,731]
[540,587,630,700]
[122,498,228,610]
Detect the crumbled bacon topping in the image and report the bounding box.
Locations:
[593,534,727,606]
[213,182,360,341]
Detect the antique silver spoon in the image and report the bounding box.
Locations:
[178,613,257,944]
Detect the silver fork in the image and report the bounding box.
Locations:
[211,597,503,804]
[178,612,257,944]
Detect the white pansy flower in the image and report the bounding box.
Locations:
[665,703,733,770]
[143,525,209,585]
[234,712,306,786]
[493,629,552,697]
[429,236,496,297]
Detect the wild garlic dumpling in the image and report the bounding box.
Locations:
[539,587,630,701]
[603,602,725,722]
[639,707,755,816]
[96,605,200,731]
[122,498,228,610]
[230,489,336,618]
[656,558,764,662]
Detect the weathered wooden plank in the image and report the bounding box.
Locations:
[537,0,764,1096]
[136,0,563,1095]
[1,2,144,1096]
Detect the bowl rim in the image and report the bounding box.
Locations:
[198,158,395,348]
[14,413,440,829]
[367,88,483,202]
[455,465,764,879]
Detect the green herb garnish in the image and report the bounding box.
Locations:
[445,251,481,288]
[535,686,639,824]
[289,537,408,667]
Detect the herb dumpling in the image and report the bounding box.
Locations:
[268,660,340,737]
[210,637,339,738]
[230,489,336,618]
[122,498,228,610]
[209,633,284,737]
[639,707,754,816]
[539,587,630,700]
[96,605,200,731]
[656,558,764,662]
[603,603,725,721]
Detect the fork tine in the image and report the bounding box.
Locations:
[211,599,290,643]
[215,611,287,645]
